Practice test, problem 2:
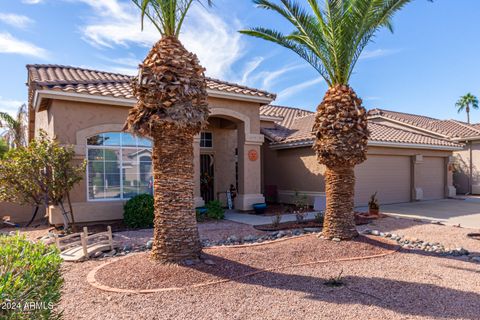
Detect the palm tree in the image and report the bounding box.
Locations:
[241,0,414,239]
[125,0,212,263]
[0,104,27,149]
[456,93,478,124]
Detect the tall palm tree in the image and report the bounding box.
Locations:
[0,103,27,149]
[125,0,212,263]
[241,0,414,239]
[455,93,478,124]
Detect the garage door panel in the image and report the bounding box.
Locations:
[355,155,411,206]
[421,157,445,200]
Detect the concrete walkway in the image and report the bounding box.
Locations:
[358,199,480,229]
[224,210,319,226]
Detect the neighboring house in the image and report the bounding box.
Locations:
[1,64,470,224]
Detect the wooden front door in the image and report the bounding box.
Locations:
[200,154,215,203]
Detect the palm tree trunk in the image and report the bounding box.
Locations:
[467,105,470,124]
[322,166,358,239]
[150,126,202,263]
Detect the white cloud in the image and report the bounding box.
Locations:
[0,96,24,116]
[239,57,264,85]
[360,49,398,60]
[0,13,34,29]
[22,0,43,4]
[277,78,323,101]
[76,0,245,79]
[0,32,48,58]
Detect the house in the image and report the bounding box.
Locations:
[3,64,471,224]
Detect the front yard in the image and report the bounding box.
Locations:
[4,216,479,319]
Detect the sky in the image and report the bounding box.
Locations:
[1,0,480,123]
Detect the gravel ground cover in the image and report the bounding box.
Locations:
[94,235,395,290]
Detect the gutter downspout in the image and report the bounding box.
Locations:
[469,141,473,194]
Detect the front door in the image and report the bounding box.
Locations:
[200,154,215,203]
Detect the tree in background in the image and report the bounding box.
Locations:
[456,93,478,124]
[241,0,414,239]
[0,138,8,158]
[0,104,28,148]
[0,131,85,229]
[124,0,212,263]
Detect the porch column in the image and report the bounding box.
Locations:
[235,122,265,210]
[193,135,204,207]
[412,154,423,200]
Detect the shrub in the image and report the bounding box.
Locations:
[206,200,225,220]
[368,192,380,211]
[271,212,282,227]
[124,194,154,228]
[314,211,324,224]
[0,234,63,319]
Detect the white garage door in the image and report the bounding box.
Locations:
[422,157,445,200]
[355,155,411,206]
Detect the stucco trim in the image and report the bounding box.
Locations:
[209,107,264,145]
[269,140,462,151]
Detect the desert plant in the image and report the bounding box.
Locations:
[0,234,63,319]
[314,211,324,224]
[0,138,8,158]
[324,270,344,287]
[368,192,380,212]
[206,200,225,220]
[124,194,154,228]
[241,0,416,239]
[125,0,213,263]
[292,191,309,213]
[271,212,282,227]
[456,93,479,124]
[0,104,27,148]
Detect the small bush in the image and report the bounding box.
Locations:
[271,213,282,227]
[0,234,63,319]
[314,211,324,224]
[206,200,225,220]
[124,194,154,228]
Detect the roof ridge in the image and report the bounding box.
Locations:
[448,119,480,135]
[372,108,440,121]
[27,64,130,78]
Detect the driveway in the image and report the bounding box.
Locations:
[365,199,480,229]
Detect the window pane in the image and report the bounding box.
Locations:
[88,173,105,188]
[200,132,213,148]
[88,163,104,176]
[104,149,120,161]
[104,186,121,199]
[123,174,139,198]
[138,137,152,148]
[104,161,121,174]
[89,186,106,200]
[121,133,137,148]
[103,132,121,146]
[105,173,121,188]
[88,149,104,161]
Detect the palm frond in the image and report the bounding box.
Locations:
[132,0,213,37]
[241,0,417,86]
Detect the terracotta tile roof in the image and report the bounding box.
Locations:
[368,108,480,139]
[27,64,276,100]
[260,105,313,127]
[265,113,462,149]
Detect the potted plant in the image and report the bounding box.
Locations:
[368,192,380,216]
[252,203,267,215]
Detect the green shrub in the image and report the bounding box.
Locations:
[0,234,63,320]
[206,200,225,220]
[124,194,154,228]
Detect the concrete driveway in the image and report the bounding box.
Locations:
[368,199,480,229]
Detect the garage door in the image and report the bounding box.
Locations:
[355,155,411,206]
[422,157,445,200]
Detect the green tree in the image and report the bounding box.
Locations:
[241,0,414,239]
[0,104,27,148]
[455,93,478,124]
[125,0,212,263]
[0,131,85,229]
[0,138,8,158]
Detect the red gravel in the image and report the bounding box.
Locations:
[94,235,396,291]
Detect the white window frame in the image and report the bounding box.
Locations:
[200,131,213,148]
[86,133,152,202]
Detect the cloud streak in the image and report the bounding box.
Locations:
[277,78,323,101]
[0,13,35,29]
[0,32,48,58]
[0,96,24,116]
[22,0,44,4]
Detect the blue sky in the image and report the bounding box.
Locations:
[1,0,480,123]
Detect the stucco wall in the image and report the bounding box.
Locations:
[453,142,480,194]
[263,144,454,205]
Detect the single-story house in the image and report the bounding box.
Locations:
[2,64,474,224]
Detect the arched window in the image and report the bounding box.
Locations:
[87,132,153,201]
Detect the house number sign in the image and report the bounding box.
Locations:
[248,150,258,161]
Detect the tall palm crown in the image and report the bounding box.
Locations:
[0,104,27,149]
[455,93,478,124]
[241,0,414,240]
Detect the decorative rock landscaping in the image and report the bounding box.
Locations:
[363,229,479,262]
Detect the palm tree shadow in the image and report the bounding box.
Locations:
[192,237,480,319]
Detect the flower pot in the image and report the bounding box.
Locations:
[368,208,379,216]
[252,203,267,215]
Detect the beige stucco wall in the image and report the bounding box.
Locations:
[32,95,264,223]
[0,202,46,224]
[453,141,480,194]
[263,144,454,205]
